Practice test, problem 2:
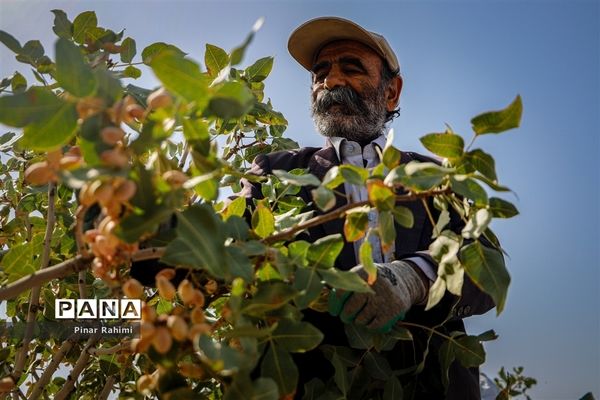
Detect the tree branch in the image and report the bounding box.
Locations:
[29,334,78,400]
[88,341,130,356]
[12,183,57,390]
[54,335,99,400]
[262,189,449,245]
[0,256,93,301]
[97,375,116,400]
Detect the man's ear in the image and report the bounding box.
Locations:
[385,76,403,112]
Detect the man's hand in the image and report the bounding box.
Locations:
[328,260,429,333]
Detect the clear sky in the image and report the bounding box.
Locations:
[1,1,598,398]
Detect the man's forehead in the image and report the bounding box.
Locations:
[314,40,383,65]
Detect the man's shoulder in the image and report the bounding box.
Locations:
[257,146,323,171]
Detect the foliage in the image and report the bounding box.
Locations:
[0,10,522,399]
[494,366,537,400]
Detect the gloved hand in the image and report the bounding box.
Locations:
[328,260,429,333]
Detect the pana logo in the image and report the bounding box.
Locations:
[55,299,142,319]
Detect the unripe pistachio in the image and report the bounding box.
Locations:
[76,97,104,119]
[147,88,173,110]
[136,374,154,395]
[93,235,116,258]
[167,315,189,341]
[140,321,156,340]
[79,183,95,206]
[83,229,100,244]
[92,182,114,206]
[100,148,129,168]
[156,268,176,281]
[66,145,82,157]
[204,279,218,295]
[152,326,172,354]
[46,149,62,169]
[91,257,109,279]
[59,155,82,170]
[162,170,188,188]
[24,162,56,186]
[156,276,176,301]
[102,201,122,219]
[177,279,195,305]
[188,323,211,340]
[126,104,145,120]
[123,278,144,299]
[98,216,116,235]
[114,180,136,202]
[0,376,15,393]
[190,306,205,324]
[100,126,126,145]
[141,303,157,322]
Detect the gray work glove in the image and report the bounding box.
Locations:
[328,260,428,333]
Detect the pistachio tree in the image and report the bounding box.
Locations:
[0,10,521,400]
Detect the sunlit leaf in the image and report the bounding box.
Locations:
[420,132,464,159]
[55,37,97,97]
[471,95,522,135]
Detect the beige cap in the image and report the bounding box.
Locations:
[288,16,400,74]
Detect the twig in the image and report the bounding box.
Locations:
[29,335,78,400]
[96,375,116,400]
[12,183,57,389]
[54,335,99,400]
[0,256,93,301]
[263,189,449,244]
[88,341,130,356]
[130,247,165,262]
[74,205,90,298]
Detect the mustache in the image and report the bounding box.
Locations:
[313,86,369,115]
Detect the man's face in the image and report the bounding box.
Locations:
[310,40,390,142]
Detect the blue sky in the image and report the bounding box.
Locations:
[1,1,598,398]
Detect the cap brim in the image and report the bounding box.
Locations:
[288,17,388,71]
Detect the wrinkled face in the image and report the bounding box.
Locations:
[310,40,389,141]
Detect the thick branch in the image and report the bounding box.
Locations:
[12,183,57,390]
[29,335,78,400]
[97,375,116,400]
[0,256,92,301]
[263,189,449,245]
[54,335,99,400]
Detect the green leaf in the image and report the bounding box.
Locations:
[388,162,453,191]
[55,37,97,97]
[460,242,510,314]
[142,42,186,64]
[367,180,395,211]
[260,343,298,396]
[0,30,23,53]
[378,210,396,252]
[271,319,323,353]
[16,40,44,66]
[344,324,374,349]
[51,10,73,39]
[382,146,402,169]
[21,101,78,151]
[273,169,320,187]
[311,186,336,212]
[150,51,210,108]
[364,352,392,380]
[420,133,464,159]
[72,11,97,44]
[344,212,368,242]
[339,164,368,185]
[358,241,377,285]
[10,72,27,93]
[392,206,414,229]
[243,281,298,315]
[331,353,350,396]
[471,95,523,135]
[182,117,209,141]
[322,166,345,189]
[205,44,229,77]
[307,234,344,268]
[196,335,250,375]
[488,197,519,218]
[161,204,230,279]
[245,56,274,82]
[464,149,497,181]
[453,335,485,367]
[208,81,254,119]
[252,202,275,239]
[122,65,141,79]
[319,269,373,293]
[451,175,488,206]
[230,17,264,66]
[120,37,136,63]
[293,266,324,309]
[223,196,247,220]
[2,234,43,282]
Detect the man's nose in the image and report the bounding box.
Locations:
[323,67,345,90]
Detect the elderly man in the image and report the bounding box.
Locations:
[238,17,498,399]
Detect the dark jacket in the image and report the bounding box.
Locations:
[240,145,497,400]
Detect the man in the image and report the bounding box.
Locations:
[239,17,498,399]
